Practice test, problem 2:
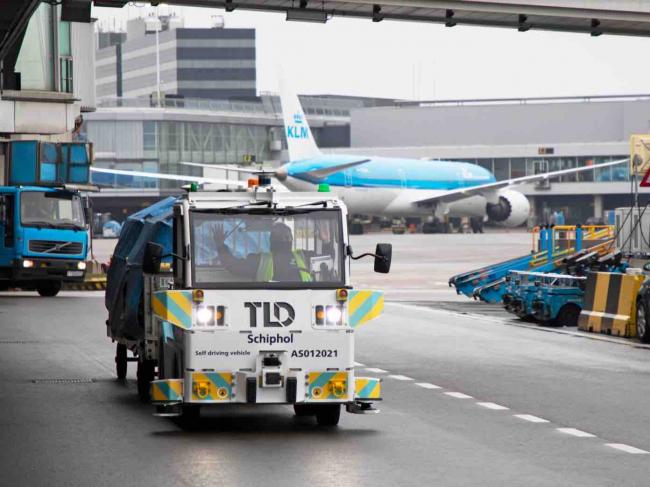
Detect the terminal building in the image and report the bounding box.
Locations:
[0,2,95,143]
[86,18,394,217]
[337,95,650,224]
[96,16,256,100]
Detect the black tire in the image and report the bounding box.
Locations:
[637,299,650,343]
[555,304,581,327]
[293,404,317,417]
[37,281,61,297]
[183,404,201,420]
[315,404,341,426]
[137,359,156,402]
[115,343,127,380]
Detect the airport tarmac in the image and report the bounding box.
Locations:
[2,230,649,486]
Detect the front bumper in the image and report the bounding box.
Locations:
[150,373,382,406]
[11,258,86,282]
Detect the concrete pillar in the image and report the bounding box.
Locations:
[594,195,603,218]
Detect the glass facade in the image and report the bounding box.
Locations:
[13,4,73,94]
[15,3,56,91]
[455,155,629,183]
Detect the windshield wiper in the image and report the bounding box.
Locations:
[24,221,56,229]
[57,222,85,231]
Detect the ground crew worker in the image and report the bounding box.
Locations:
[215,222,312,282]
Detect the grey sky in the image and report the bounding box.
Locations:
[93,4,650,100]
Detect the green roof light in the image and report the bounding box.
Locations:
[318,183,330,193]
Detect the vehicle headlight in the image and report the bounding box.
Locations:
[77,261,87,270]
[22,259,34,269]
[195,306,215,326]
[326,306,342,325]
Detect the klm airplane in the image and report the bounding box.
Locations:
[92,80,627,228]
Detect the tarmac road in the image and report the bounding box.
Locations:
[1,232,649,486]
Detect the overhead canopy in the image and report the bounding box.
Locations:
[96,0,650,37]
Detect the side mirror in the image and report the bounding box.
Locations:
[374,243,392,274]
[143,241,163,274]
[643,262,650,272]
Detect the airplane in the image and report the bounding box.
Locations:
[91,80,629,233]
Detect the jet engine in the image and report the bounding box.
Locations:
[485,189,530,227]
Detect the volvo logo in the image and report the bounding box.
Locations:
[244,302,295,327]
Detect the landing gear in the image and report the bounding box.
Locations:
[115,343,127,379]
[470,217,484,234]
[37,280,61,297]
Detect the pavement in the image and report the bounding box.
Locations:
[1,231,649,486]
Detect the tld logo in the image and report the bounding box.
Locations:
[287,125,308,139]
[244,302,295,327]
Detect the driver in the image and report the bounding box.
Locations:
[215,222,312,282]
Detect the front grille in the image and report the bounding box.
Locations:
[28,240,83,255]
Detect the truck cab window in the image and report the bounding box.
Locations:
[20,191,84,229]
[191,209,344,287]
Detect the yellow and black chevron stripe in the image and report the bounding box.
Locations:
[62,279,107,291]
[307,371,348,400]
[578,272,644,337]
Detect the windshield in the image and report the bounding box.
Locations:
[191,209,345,288]
[20,191,84,228]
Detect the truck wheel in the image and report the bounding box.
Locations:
[315,404,341,426]
[115,343,127,380]
[137,359,155,402]
[293,404,317,416]
[637,300,650,343]
[555,304,581,327]
[37,281,61,297]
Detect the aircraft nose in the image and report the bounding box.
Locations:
[276,164,289,182]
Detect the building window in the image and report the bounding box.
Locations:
[143,121,157,151]
[59,57,73,93]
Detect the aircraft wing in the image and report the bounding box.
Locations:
[90,167,248,188]
[411,158,629,207]
[180,162,271,174]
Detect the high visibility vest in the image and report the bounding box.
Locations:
[256,251,312,282]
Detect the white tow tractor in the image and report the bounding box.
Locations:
[130,183,391,425]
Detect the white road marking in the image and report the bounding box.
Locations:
[444,392,473,399]
[557,428,596,438]
[415,382,442,390]
[388,374,414,381]
[365,368,388,374]
[353,362,365,367]
[477,402,509,410]
[605,443,650,454]
[514,414,549,423]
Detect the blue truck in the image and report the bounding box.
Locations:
[0,141,94,296]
